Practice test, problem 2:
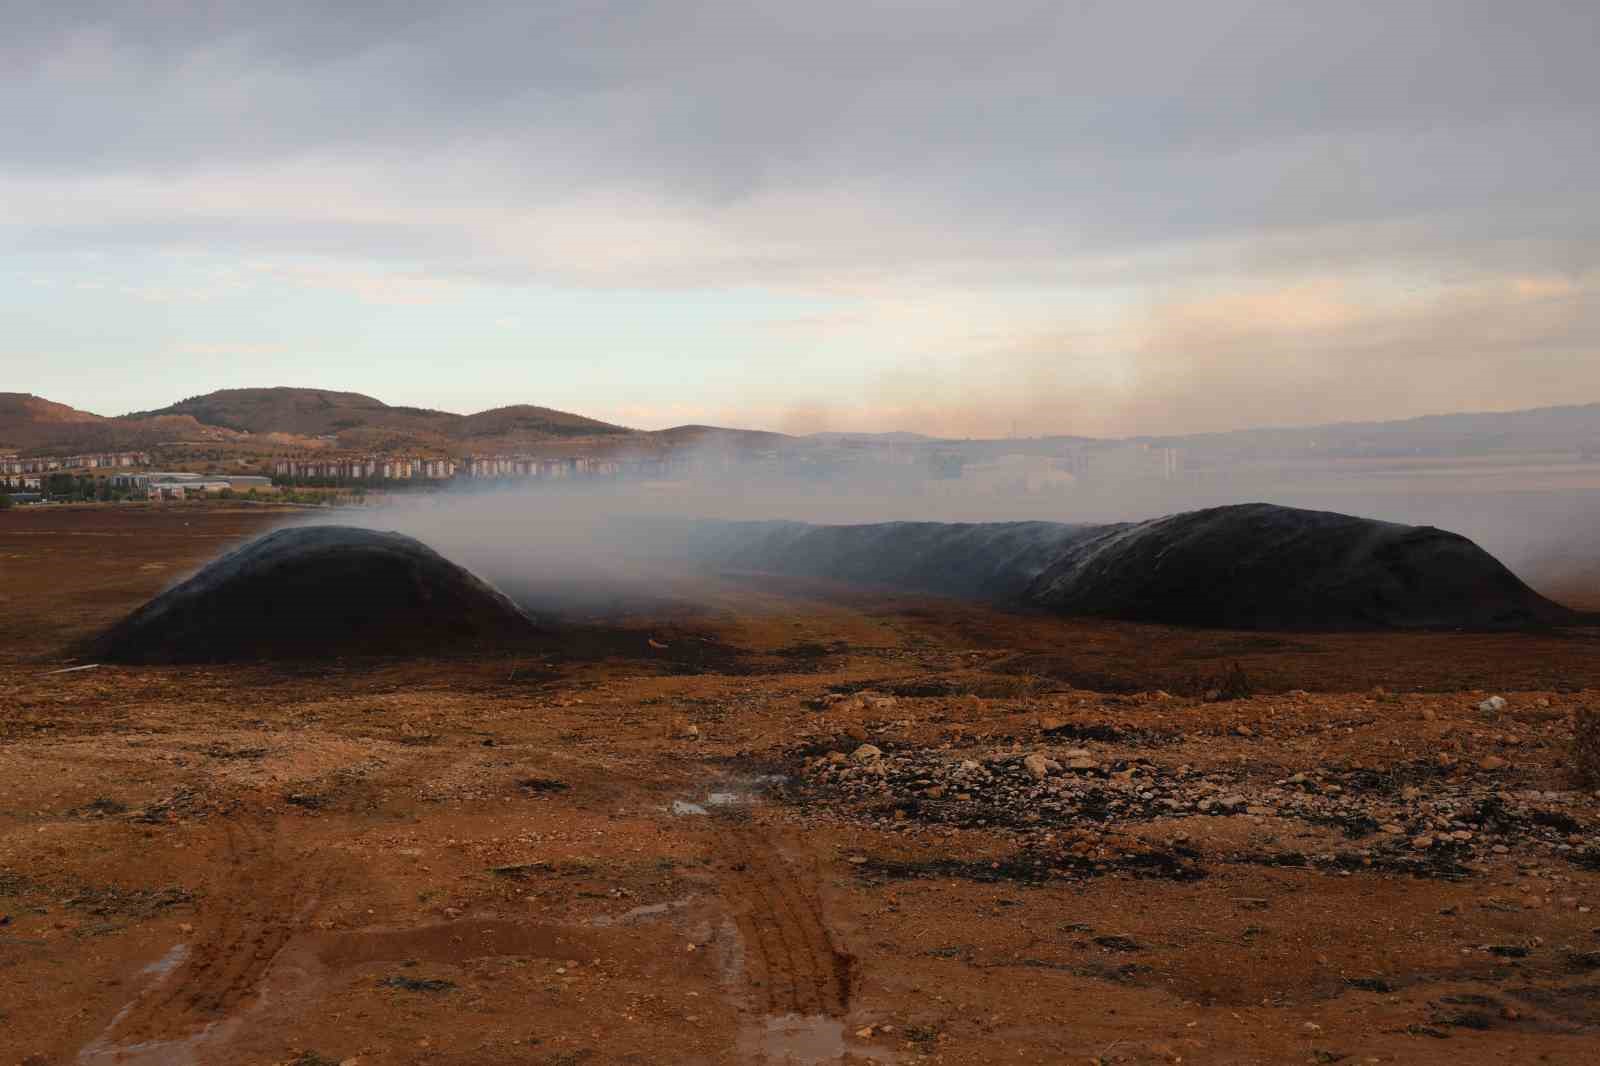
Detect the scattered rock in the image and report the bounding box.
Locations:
[1023,753,1060,781]
[1479,696,1508,714]
[792,739,1592,870]
[379,975,456,993]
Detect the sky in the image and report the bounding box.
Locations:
[4,0,1598,436]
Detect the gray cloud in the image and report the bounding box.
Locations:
[6,2,1596,270]
[4,1,1599,432]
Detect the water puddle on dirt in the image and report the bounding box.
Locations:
[671,774,788,816]
[75,941,196,1056]
[141,943,190,978]
[77,944,240,1066]
[589,895,698,928]
[739,1013,901,1065]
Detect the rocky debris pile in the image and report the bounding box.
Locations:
[89,525,540,663]
[809,691,901,713]
[791,742,1600,875]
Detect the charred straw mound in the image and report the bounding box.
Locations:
[692,518,1101,601]
[89,526,539,663]
[1023,503,1574,630]
[693,504,1573,631]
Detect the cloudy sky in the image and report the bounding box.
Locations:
[5,0,1597,435]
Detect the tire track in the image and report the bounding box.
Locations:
[717,829,854,1016]
[105,816,324,1047]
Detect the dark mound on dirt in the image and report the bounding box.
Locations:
[693,519,1100,600]
[690,505,1574,630]
[1023,504,1574,629]
[90,526,540,663]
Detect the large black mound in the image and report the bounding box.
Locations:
[91,525,539,663]
[692,518,1099,600]
[1023,503,1575,630]
[690,504,1574,630]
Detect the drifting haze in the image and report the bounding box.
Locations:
[281,434,1600,619]
[6,1,1598,434]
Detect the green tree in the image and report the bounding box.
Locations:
[0,492,13,510]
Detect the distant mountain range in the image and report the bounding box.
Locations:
[1142,402,1600,461]
[807,430,936,443]
[3,386,1599,461]
[0,387,791,457]
[0,388,613,455]
[127,388,627,441]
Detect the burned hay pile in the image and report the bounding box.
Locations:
[692,504,1573,631]
[90,525,539,663]
[1023,503,1574,630]
[693,518,1101,600]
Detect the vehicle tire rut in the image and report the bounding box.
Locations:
[717,829,854,1016]
[108,816,324,1045]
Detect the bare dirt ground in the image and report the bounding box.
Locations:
[4,505,1600,1065]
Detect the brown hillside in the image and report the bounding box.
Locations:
[13,388,789,458]
[0,395,235,454]
[130,387,457,438]
[0,393,103,426]
[455,404,628,440]
[128,388,629,452]
[0,393,104,449]
[648,424,791,451]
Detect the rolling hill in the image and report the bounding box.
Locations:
[11,386,1600,463]
[129,388,630,442]
[1,393,243,453]
[0,393,103,449]
[6,387,645,457]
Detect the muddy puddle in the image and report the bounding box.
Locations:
[670,773,788,817]
[589,896,699,928]
[739,1013,901,1065]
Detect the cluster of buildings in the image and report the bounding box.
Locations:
[460,455,627,479]
[108,472,274,499]
[1,451,149,475]
[1,438,1188,503]
[269,442,1185,494]
[271,457,460,481]
[1070,443,1183,481]
[272,454,674,483]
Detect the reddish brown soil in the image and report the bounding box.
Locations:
[3,504,1600,1065]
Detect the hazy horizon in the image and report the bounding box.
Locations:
[15,383,1600,443]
